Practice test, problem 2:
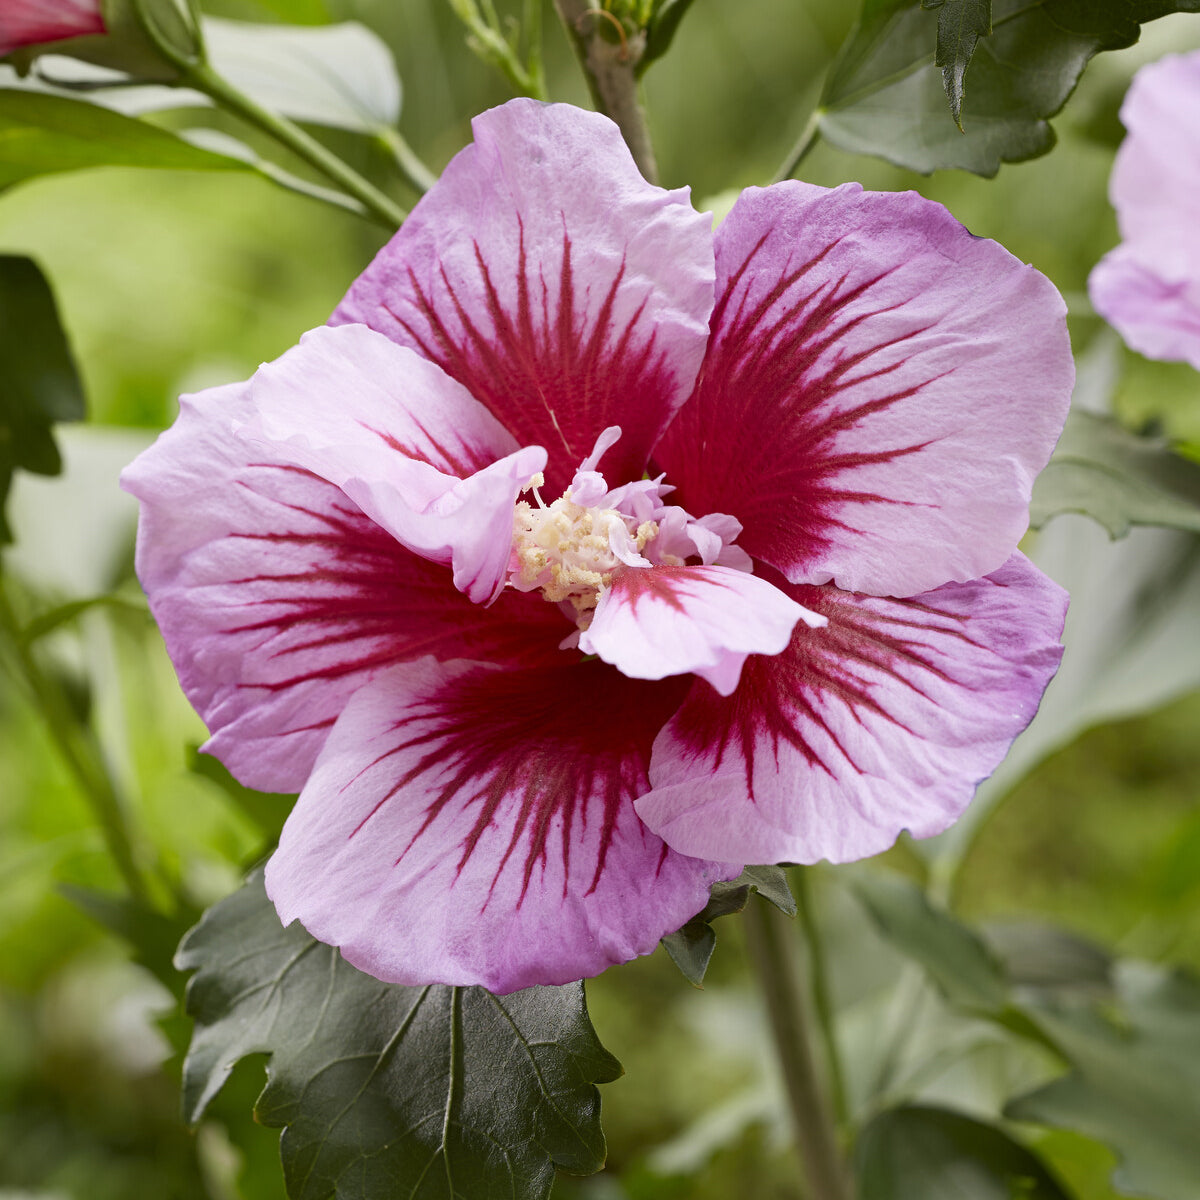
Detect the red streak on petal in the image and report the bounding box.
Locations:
[612,564,732,614]
[659,238,945,570]
[353,663,689,907]
[382,220,680,493]
[218,467,564,693]
[670,578,983,798]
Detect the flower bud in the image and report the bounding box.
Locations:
[3,0,200,82]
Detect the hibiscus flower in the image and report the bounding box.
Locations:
[0,0,104,56]
[122,99,1072,994]
[1089,49,1200,370]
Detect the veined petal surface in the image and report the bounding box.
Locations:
[655,182,1073,597]
[121,382,566,793]
[333,99,716,492]
[637,555,1067,865]
[265,658,739,993]
[242,323,544,603]
[580,564,820,695]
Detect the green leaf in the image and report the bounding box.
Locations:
[981,922,1112,999]
[0,255,85,542]
[856,1104,1076,1199]
[662,866,795,986]
[186,745,293,843]
[61,884,198,998]
[19,592,148,645]
[201,19,402,134]
[638,0,698,77]
[818,0,1200,176]
[1031,410,1200,538]
[178,870,622,1200]
[0,91,252,186]
[851,870,1008,1014]
[1007,962,1200,1200]
[921,0,992,128]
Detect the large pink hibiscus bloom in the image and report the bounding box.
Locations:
[0,0,104,55]
[123,100,1072,994]
[1089,50,1200,370]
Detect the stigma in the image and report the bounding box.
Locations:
[505,426,751,631]
[510,473,657,623]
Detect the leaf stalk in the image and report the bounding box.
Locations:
[553,0,659,184]
[743,893,852,1200]
[0,572,153,905]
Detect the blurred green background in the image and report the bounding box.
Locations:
[2,1,1199,1197]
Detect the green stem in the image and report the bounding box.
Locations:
[129,0,406,227]
[553,0,659,184]
[0,574,151,905]
[793,868,849,1129]
[771,105,823,184]
[743,896,853,1200]
[377,127,438,195]
[182,62,407,230]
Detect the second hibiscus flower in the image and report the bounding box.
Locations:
[123,99,1072,994]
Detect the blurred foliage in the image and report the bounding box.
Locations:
[1,0,1199,1197]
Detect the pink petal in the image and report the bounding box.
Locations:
[1090,246,1200,371]
[121,382,566,793]
[1089,51,1200,369]
[1107,51,1200,256]
[579,564,821,695]
[637,555,1067,865]
[333,98,715,494]
[241,323,545,603]
[265,658,739,993]
[0,0,104,54]
[654,182,1073,597]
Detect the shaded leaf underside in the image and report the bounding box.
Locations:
[1030,409,1200,538]
[0,254,85,541]
[178,871,621,1200]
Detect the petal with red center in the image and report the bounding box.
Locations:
[637,555,1067,865]
[332,99,715,493]
[655,182,1073,597]
[121,383,566,793]
[264,658,739,993]
[242,323,544,603]
[0,0,105,54]
[579,564,822,695]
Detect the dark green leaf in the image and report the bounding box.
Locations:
[0,91,253,187]
[981,922,1112,999]
[661,866,795,986]
[178,870,622,1200]
[851,870,1008,1013]
[0,255,85,542]
[1007,963,1200,1200]
[742,864,797,916]
[856,1104,1076,1198]
[921,0,992,128]
[818,0,1200,176]
[1031,410,1200,538]
[638,0,697,76]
